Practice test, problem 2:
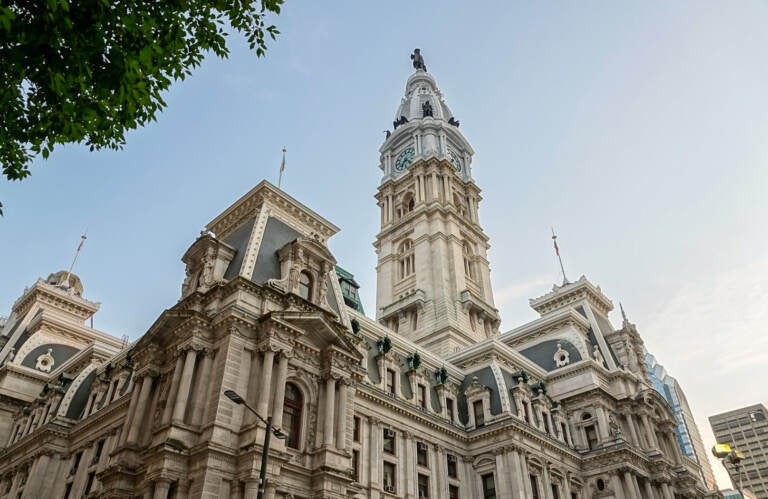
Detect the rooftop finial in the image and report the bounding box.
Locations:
[61,231,88,290]
[411,48,427,72]
[620,302,630,327]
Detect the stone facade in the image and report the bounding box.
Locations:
[0,58,718,499]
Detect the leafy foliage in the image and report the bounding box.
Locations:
[0,0,282,187]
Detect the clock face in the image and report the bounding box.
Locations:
[394,148,415,172]
[448,150,462,172]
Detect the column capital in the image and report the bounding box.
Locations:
[367,415,380,426]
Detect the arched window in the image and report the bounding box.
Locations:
[398,239,415,279]
[403,193,415,213]
[463,242,474,280]
[298,271,313,301]
[283,383,303,449]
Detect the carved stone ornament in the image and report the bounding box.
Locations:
[554,342,570,367]
[35,348,55,372]
[592,344,605,367]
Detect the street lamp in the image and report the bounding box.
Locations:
[712,443,745,496]
[224,389,287,499]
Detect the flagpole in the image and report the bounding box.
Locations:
[551,227,569,285]
[278,146,286,189]
[63,231,88,289]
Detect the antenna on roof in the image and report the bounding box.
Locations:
[62,231,88,290]
[121,335,129,350]
[551,228,569,286]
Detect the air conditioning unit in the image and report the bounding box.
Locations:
[384,428,396,439]
[417,442,428,451]
[385,485,396,493]
[447,454,457,463]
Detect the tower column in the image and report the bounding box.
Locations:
[323,376,337,446]
[270,352,290,428]
[335,378,349,450]
[255,349,275,417]
[172,348,198,422]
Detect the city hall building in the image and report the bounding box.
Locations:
[0,54,716,499]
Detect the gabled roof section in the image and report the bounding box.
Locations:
[206,181,339,242]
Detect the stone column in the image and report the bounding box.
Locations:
[494,448,511,498]
[622,471,638,499]
[562,472,572,499]
[190,349,213,426]
[595,406,610,441]
[176,480,190,499]
[172,348,198,423]
[270,352,290,429]
[520,453,533,497]
[431,444,443,499]
[244,349,262,426]
[462,456,476,499]
[403,432,414,498]
[660,482,673,499]
[244,479,259,499]
[335,379,349,450]
[127,374,154,444]
[255,349,275,417]
[643,480,656,499]
[611,475,626,499]
[367,419,380,493]
[631,475,643,499]
[510,449,526,498]
[625,414,640,447]
[162,355,184,424]
[541,464,553,499]
[153,479,171,499]
[119,382,142,444]
[640,414,659,448]
[323,376,336,446]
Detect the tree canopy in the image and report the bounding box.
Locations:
[0,0,283,214]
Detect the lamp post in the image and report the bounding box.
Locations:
[712,443,745,496]
[224,389,287,499]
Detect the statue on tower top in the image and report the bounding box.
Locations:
[411,48,427,72]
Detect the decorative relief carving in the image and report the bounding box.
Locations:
[35,348,55,372]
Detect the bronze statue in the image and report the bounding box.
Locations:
[422,100,433,118]
[411,48,427,72]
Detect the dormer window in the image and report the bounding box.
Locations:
[473,400,485,427]
[298,271,313,301]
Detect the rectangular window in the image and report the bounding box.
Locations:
[353,416,361,442]
[93,439,105,464]
[446,398,455,422]
[530,474,540,499]
[352,450,360,481]
[383,461,396,492]
[417,473,430,498]
[552,483,560,499]
[449,484,460,499]
[418,384,427,410]
[447,454,458,478]
[383,429,396,454]
[70,452,82,475]
[482,473,496,499]
[416,442,428,467]
[473,400,485,427]
[585,425,598,450]
[386,369,396,395]
[84,472,95,495]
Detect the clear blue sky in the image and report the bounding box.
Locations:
[2,1,767,488]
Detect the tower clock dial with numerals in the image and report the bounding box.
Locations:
[448,150,462,172]
[394,148,415,172]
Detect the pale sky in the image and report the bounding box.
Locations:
[2,1,767,489]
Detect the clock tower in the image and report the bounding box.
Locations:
[374,50,500,356]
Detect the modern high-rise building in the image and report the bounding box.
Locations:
[645,351,717,491]
[710,404,768,498]
[0,51,715,499]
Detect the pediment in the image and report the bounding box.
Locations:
[264,311,361,361]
